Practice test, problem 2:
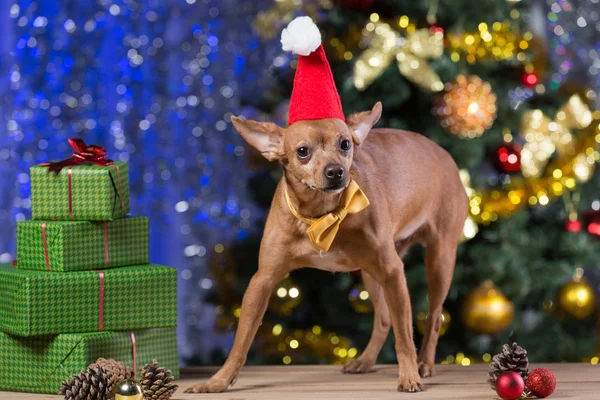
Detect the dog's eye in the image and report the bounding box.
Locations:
[296,147,310,158]
[340,139,351,152]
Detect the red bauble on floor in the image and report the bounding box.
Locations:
[526,368,556,398]
[495,371,525,400]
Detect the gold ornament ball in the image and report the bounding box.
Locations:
[114,379,143,400]
[462,281,514,335]
[416,308,451,336]
[269,278,302,316]
[558,278,596,319]
[348,283,374,314]
[433,74,497,139]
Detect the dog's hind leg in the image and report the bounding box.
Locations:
[342,271,391,373]
[417,237,458,378]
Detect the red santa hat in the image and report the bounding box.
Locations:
[281,16,345,126]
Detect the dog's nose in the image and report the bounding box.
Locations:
[324,164,345,180]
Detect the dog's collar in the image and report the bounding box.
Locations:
[283,180,370,252]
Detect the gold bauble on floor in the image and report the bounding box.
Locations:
[114,379,143,400]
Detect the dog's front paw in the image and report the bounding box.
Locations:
[184,378,230,394]
[341,357,375,374]
[418,361,436,378]
[397,373,423,393]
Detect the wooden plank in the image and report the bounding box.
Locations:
[1,364,598,399]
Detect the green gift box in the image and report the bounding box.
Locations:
[0,263,177,336]
[30,162,130,221]
[0,327,179,394]
[16,217,149,272]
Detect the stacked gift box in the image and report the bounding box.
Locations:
[0,143,179,394]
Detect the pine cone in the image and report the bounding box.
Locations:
[90,358,134,394]
[60,358,134,400]
[140,360,178,400]
[488,342,529,389]
[59,366,110,400]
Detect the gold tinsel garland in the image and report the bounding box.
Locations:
[465,99,599,226]
[520,94,593,178]
[325,13,533,65]
[446,21,532,63]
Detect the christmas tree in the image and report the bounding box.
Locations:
[209,0,600,366]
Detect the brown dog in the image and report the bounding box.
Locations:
[185,102,468,393]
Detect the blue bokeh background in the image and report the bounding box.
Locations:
[0,0,285,365]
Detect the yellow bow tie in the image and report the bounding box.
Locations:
[284,180,370,252]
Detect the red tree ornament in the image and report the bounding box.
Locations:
[522,72,539,88]
[564,218,582,232]
[495,371,525,400]
[526,368,556,398]
[585,210,600,237]
[495,142,522,173]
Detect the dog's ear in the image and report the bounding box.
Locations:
[231,117,285,161]
[346,102,382,145]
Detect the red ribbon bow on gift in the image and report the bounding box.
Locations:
[46,138,113,174]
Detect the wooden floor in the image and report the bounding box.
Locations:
[1,364,598,399]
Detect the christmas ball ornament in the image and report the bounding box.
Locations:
[114,379,144,400]
[433,74,497,139]
[416,308,451,336]
[526,368,556,398]
[522,72,539,88]
[585,210,600,237]
[269,277,302,316]
[495,371,525,400]
[495,142,522,173]
[564,217,582,232]
[557,276,596,319]
[348,283,374,313]
[462,281,514,335]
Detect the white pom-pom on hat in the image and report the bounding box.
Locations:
[281,16,321,56]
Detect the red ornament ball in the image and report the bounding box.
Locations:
[586,210,600,237]
[522,72,539,88]
[564,218,582,233]
[526,368,556,398]
[495,371,525,400]
[495,142,522,173]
